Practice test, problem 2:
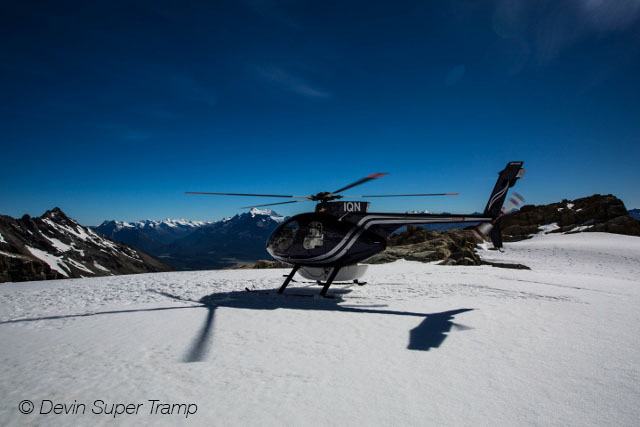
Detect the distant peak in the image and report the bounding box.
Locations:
[249,207,276,216]
[42,207,69,219]
[247,208,285,223]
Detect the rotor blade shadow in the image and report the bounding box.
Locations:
[0,305,198,325]
[407,309,474,351]
[184,306,216,363]
[160,288,475,354]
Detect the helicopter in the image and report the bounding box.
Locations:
[187,161,525,297]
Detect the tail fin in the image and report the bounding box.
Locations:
[483,161,525,218]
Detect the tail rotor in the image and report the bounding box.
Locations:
[472,192,525,245]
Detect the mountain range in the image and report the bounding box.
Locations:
[91,202,640,271]
[0,208,171,282]
[91,208,286,270]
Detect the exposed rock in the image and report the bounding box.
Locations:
[589,215,640,236]
[366,225,483,266]
[225,260,292,269]
[481,261,531,270]
[0,252,64,282]
[499,194,639,240]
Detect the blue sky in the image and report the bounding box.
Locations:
[1,0,639,225]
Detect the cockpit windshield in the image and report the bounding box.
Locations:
[268,220,298,252]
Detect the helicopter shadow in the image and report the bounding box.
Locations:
[152,287,474,362]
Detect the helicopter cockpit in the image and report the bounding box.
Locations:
[303,221,324,249]
[267,216,328,255]
[269,220,299,251]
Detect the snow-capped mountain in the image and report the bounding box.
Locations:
[160,209,287,270]
[92,209,287,271]
[247,207,286,222]
[92,218,214,254]
[0,208,171,283]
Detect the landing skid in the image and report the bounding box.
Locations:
[245,287,338,299]
[281,276,367,286]
[277,265,342,298]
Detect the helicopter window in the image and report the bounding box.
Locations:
[274,221,298,251]
[303,221,324,249]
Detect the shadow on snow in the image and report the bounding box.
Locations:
[154,287,474,362]
[0,287,474,362]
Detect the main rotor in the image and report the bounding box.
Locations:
[186,173,459,208]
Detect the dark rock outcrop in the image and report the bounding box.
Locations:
[225,260,292,270]
[366,226,483,266]
[364,194,638,268]
[0,208,172,283]
[499,194,640,240]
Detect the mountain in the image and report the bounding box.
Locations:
[92,218,213,254]
[0,208,172,283]
[91,208,286,271]
[159,208,286,270]
[629,208,640,221]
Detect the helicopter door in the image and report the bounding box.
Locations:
[303,221,324,249]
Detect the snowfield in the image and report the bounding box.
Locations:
[1,232,639,426]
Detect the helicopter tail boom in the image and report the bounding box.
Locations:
[482,161,525,218]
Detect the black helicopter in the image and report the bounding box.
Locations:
[188,161,525,297]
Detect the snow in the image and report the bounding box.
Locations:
[0,232,6,244]
[24,246,69,277]
[249,208,285,223]
[1,233,639,426]
[0,250,21,258]
[71,244,85,257]
[43,218,91,242]
[568,225,593,233]
[93,262,110,272]
[127,219,213,230]
[567,203,575,209]
[536,222,560,235]
[66,259,94,274]
[43,236,72,253]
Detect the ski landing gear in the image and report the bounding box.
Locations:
[278,265,343,298]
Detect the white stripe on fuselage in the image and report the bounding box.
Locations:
[278,215,491,265]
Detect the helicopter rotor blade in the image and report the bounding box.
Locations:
[332,173,388,194]
[239,200,311,209]
[186,192,309,199]
[345,192,460,198]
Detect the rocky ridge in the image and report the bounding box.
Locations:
[0,208,172,283]
[364,194,638,267]
[499,194,640,241]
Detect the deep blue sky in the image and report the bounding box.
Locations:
[2,0,639,225]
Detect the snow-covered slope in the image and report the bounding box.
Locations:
[1,233,639,426]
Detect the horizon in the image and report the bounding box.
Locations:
[2,1,639,225]
[4,192,638,227]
